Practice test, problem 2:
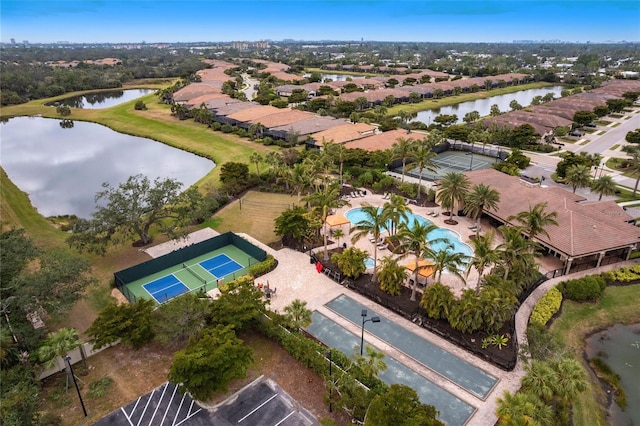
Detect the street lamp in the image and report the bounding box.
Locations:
[325,350,333,412]
[65,356,87,417]
[360,309,380,356]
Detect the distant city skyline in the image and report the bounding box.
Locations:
[2,0,639,44]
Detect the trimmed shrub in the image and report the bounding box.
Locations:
[249,254,277,277]
[601,263,640,283]
[559,275,606,301]
[530,287,562,326]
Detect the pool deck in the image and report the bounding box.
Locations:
[242,190,638,425]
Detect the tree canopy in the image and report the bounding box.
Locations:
[68,174,209,254]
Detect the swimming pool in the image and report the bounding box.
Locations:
[364,257,375,269]
[345,208,473,257]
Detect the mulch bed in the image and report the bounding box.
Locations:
[319,251,518,371]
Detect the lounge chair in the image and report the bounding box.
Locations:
[468,224,478,229]
[432,212,439,217]
[427,210,435,216]
[377,243,388,250]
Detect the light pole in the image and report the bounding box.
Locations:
[325,350,333,412]
[65,356,87,417]
[360,309,380,356]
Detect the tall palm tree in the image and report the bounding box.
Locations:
[395,220,444,301]
[436,171,471,223]
[286,163,313,203]
[467,231,500,294]
[497,225,539,281]
[622,145,640,197]
[391,137,415,184]
[265,151,285,182]
[350,205,387,283]
[37,327,82,389]
[508,202,559,242]
[427,245,469,284]
[283,299,313,331]
[305,185,350,261]
[463,183,501,235]
[411,138,439,198]
[381,194,412,237]
[564,164,592,193]
[249,152,263,175]
[324,140,348,186]
[591,175,617,200]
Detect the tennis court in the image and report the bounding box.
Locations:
[123,244,260,304]
[199,253,244,278]
[404,150,496,181]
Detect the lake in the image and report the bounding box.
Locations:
[585,323,640,426]
[48,89,154,109]
[1,117,214,218]
[413,86,565,125]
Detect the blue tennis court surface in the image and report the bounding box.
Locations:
[199,254,243,278]
[143,275,189,303]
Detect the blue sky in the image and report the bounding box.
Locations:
[2,1,638,44]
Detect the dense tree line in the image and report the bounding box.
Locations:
[0,47,207,105]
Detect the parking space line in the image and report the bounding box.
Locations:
[119,407,135,426]
[173,400,202,426]
[136,388,155,426]
[147,382,169,425]
[127,395,143,419]
[273,411,296,426]
[171,391,188,426]
[160,384,179,426]
[237,393,278,423]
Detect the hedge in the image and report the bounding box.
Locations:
[601,264,640,283]
[559,275,606,302]
[249,254,277,277]
[530,287,562,327]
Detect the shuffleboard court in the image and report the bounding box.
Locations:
[143,275,190,304]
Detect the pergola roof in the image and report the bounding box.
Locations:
[403,259,436,278]
[326,214,351,227]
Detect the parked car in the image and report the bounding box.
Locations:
[585,122,597,128]
[569,130,582,137]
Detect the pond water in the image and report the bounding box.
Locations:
[413,85,565,125]
[1,117,214,218]
[345,207,473,259]
[585,323,640,426]
[48,89,154,109]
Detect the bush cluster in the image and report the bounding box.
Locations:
[529,287,562,326]
[558,275,606,301]
[601,263,640,283]
[248,254,277,277]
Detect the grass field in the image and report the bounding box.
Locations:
[549,284,640,426]
[212,191,300,245]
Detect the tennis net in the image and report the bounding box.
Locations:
[182,263,208,285]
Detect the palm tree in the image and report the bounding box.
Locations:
[497,225,539,281]
[395,220,444,301]
[427,245,469,284]
[591,175,617,200]
[521,360,557,404]
[333,228,345,250]
[391,137,415,184]
[249,152,263,175]
[350,205,387,283]
[508,202,559,242]
[420,282,456,320]
[381,194,412,237]
[265,151,285,181]
[436,172,471,223]
[467,231,500,294]
[622,145,640,197]
[305,185,350,261]
[354,346,387,379]
[283,299,313,331]
[37,327,82,389]
[411,138,439,198]
[463,183,501,235]
[324,140,348,186]
[564,164,592,193]
[550,358,588,408]
[496,390,553,426]
[377,256,407,296]
[286,163,313,203]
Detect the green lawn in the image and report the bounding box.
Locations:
[549,284,640,426]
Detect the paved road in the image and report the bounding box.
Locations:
[573,113,640,155]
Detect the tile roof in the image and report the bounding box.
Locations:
[270,116,349,135]
[227,105,283,122]
[247,109,315,128]
[310,122,377,145]
[465,169,640,257]
[344,129,418,151]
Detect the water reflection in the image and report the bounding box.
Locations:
[1,117,214,218]
[48,89,153,109]
[413,86,564,125]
